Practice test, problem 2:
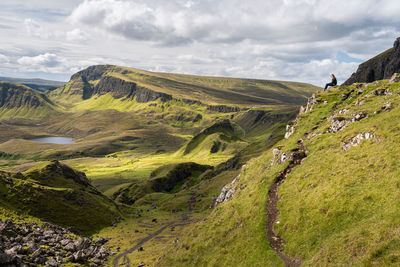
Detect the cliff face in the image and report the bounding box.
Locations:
[0,82,50,108]
[66,65,173,103]
[343,37,400,85]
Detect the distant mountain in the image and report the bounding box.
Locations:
[0,76,65,92]
[50,65,320,107]
[343,37,400,85]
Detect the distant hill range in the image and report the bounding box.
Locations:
[343,37,400,85]
[51,65,320,107]
[0,76,65,92]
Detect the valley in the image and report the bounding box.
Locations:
[0,65,318,266]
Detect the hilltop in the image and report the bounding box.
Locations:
[50,65,319,107]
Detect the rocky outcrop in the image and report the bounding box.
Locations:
[214,174,240,206]
[284,124,295,139]
[0,219,112,266]
[207,105,240,113]
[299,93,318,114]
[71,65,112,81]
[389,73,400,83]
[92,76,136,99]
[135,86,172,103]
[67,65,173,102]
[343,37,400,85]
[328,111,367,133]
[342,132,374,151]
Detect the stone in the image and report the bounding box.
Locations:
[342,132,374,151]
[389,73,400,83]
[372,88,386,96]
[214,174,241,206]
[64,243,76,251]
[73,250,85,262]
[45,258,58,267]
[31,248,43,258]
[284,125,294,139]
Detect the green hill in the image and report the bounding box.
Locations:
[0,81,60,119]
[0,76,65,92]
[0,160,120,235]
[0,65,320,266]
[158,75,400,266]
[50,64,319,108]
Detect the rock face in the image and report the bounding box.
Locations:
[65,65,173,102]
[343,37,400,85]
[207,105,240,113]
[0,82,52,109]
[0,219,111,266]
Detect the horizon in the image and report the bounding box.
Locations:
[0,0,399,86]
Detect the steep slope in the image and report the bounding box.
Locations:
[344,37,400,85]
[0,81,59,119]
[0,161,120,234]
[159,73,400,266]
[50,65,319,107]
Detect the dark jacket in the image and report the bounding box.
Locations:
[332,77,337,85]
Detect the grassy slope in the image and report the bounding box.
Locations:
[113,66,319,105]
[50,65,319,108]
[159,78,400,266]
[0,82,61,119]
[0,161,120,235]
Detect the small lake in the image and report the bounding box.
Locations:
[30,137,75,144]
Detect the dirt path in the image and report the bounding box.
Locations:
[112,215,193,267]
[266,139,307,267]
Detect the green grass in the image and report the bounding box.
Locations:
[0,161,121,235]
[159,79,400,266]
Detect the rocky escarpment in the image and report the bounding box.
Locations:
[68,73,173,103]
[343,37,400,85]
[207,105,240,113]
[0,219,112,266]
[0,82,52,109]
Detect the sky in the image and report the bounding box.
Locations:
[0,0,399,86]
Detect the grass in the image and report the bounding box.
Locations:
[0,161,121,235]
[0,65,321,265]
[157,79,400,266]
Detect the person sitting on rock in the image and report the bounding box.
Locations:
[324,74,337,90]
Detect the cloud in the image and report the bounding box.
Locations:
[66,28,89,42]
[17,53,67,73]
[24,18,52,39]
[69,0,400,46]
[0,54,10,64]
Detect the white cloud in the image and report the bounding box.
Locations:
[69,0,400,46]
[0,54,9,64]
[24,18,52,39]
[66,28,89,42]
[17,53,67,73]
[0,0,399,84]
